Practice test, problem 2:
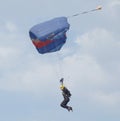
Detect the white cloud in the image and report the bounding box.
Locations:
[62,54,109,90]
[108,0,120,18]
[5,22,18,32]
[0,46,20,69]
[91,91,120,106]
[0,46,16,58]
[75,28,120,63]
[0,21,18,33]
[0,61,55,93]
[109,0,120,7]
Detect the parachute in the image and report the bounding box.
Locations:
[29,6,102,54]
[29,17,70,54]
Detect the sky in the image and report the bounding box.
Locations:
[0,0,120,121]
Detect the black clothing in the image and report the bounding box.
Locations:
[62,87,71,97]
[60,87,71,110]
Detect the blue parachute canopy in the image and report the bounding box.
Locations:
[29,17,70,54]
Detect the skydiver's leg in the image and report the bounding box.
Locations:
[60,100,69,109]
[60,97,70,110]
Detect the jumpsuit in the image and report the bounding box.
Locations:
[60,87,71,110]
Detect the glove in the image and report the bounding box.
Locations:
[60,78,64,83]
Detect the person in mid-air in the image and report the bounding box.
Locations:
[60,78,73,112]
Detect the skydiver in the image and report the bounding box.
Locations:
[60,78,73,112]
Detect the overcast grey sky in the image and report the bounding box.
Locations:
[0,0,120,121]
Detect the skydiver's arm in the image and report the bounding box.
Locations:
[60,78,64,85]
[60,78,64,83]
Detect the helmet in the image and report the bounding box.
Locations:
[60,85,65,90]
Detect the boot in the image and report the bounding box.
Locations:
[67,106,73,112]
